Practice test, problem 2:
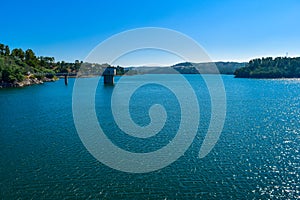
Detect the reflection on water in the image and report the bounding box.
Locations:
[0,75,299,199]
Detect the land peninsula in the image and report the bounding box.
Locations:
[0,43,124,88]
[234,57,300,78]
[1,43,300,88]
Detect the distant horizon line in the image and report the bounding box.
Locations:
[120,60,246,68]
[56,56,300,67]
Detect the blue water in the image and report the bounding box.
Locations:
[0,75,299,199]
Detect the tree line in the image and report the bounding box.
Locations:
[0,43,85,83]
[0,43,124,83]
[234,56,300,78]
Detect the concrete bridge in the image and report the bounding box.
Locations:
[33,69,115,86]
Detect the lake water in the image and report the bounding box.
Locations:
[0,75,299,199]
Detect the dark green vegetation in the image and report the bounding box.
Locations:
[0,43,125,86]
[0,43,83,83]
[2,42,299,85]
[234,57,300,78]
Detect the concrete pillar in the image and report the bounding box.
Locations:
[64,74,68,85]
[103,67,116,85]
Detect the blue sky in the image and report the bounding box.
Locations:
[1,0,300,65]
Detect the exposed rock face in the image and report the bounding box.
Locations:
[42,77,56,82]
[0,77,56,88]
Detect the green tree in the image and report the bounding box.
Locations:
[4,45,10,56]
[11,48,25,60]
[0,44,4,55]
[25,49,36,61]
[235,56,300,78]
[25,49,37,67]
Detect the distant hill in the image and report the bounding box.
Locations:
[234,57,300,78]
[172,62,245,74]
[126,62,245,75]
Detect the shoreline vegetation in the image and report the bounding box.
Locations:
[0,43,125,88]
[0,43,79,88]
[1,43,300,88]
[234,57,300,78]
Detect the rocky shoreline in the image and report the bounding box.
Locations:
[0,77,57,88]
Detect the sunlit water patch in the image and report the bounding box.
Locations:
[0,75,299,199]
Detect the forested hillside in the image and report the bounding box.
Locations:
[234,57,300,78]
[0,43,82,83]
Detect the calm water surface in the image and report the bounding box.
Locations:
[0,75,299,199]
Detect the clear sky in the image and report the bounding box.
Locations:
[1,0,300,65]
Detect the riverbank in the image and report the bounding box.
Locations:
[0,77,58,88]
[234,57,300,78]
